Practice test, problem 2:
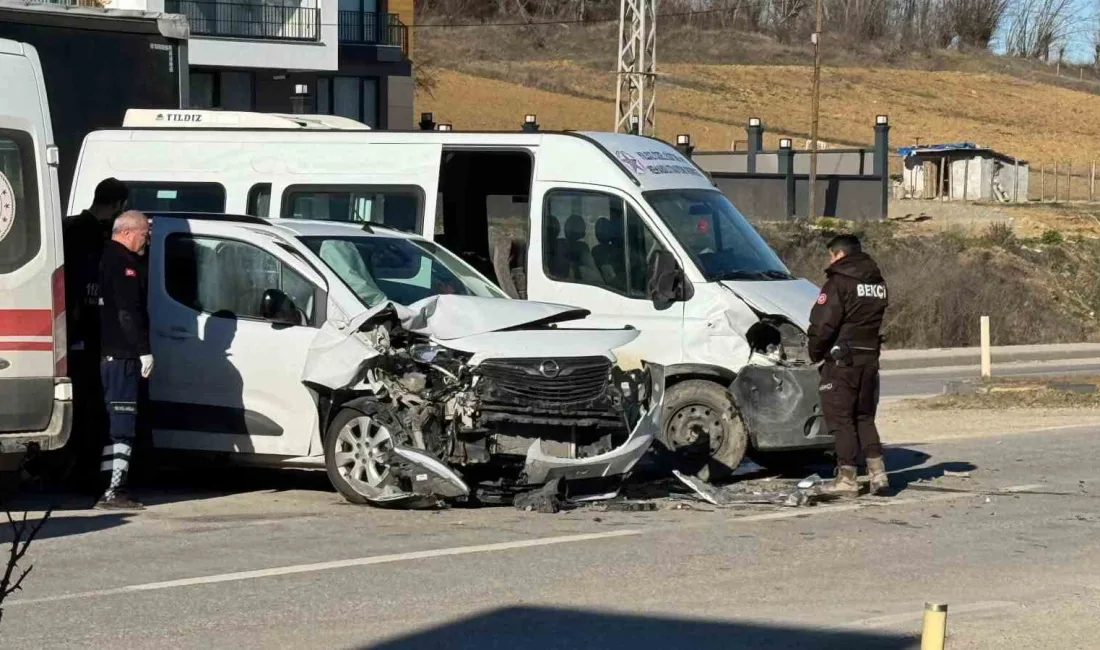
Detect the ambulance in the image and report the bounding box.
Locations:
[0,39,70,458]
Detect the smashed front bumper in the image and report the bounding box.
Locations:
[730,364,832,451]
[521,363,665,485]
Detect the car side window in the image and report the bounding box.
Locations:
[542,189,663,299]
[165,233,315,324]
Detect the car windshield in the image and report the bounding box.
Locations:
[644,189,792,281]
[298,234,505,308]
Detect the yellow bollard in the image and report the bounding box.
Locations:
[921,602,948,650]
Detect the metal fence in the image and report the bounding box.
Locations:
[337,11,408,53]
[165,0,320,42]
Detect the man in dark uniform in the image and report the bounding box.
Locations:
[61,178,129,488]
[97,210,152,510]
[808,234,889,497]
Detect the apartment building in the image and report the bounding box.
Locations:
[109,0,414,129]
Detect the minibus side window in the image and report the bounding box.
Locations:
[126,182,226,213]
[542,189,664,299]
[0,130,41,273]
[282,185,423,233]
[247,183,271,217]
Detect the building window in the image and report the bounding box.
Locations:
[188,70,254,111]
[220,72,253,111]
[191,72,216,109]
[316,75,381,128]
[333,76,359,122]
[362,78,378,128]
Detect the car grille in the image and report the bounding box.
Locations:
[477,357,612,405]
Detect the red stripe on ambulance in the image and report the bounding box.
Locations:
[0,309,52,337]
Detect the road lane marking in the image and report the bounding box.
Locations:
[8,530,641,606]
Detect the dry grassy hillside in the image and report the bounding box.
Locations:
[414,26,1100,164]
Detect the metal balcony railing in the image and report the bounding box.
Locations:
[338,11,408,54]
[165,0,321,42]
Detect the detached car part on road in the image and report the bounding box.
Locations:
[143,215,662,506]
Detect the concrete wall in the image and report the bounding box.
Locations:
[694,150,874,176]
[713,175,884,221]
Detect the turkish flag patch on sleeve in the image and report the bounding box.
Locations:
[125,268,136,277]
[817,293,827,305]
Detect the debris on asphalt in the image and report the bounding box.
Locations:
[672,470,814,507]
[513,478,564,514]
[943,470,972,478]
[602,500,659,512]
[797,474,823,489]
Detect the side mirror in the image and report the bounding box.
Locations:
[647,250,689,306]
[261,289,302,326]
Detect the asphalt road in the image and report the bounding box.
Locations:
[881,359,1100,399]
[2,424,1099,649]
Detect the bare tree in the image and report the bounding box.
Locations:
[947,0,1010,48]
[0,510,50,628]
[1005,0,1079,61]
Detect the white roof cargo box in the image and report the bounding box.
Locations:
[122,109,371,130]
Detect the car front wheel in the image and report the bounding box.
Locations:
[658,379,748,483]
[324,401,404,504]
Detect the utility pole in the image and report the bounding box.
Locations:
[808,0,823,219]
[615,0,656,136]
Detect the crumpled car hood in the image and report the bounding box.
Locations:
[391,294,590,340]
[719,279,820,331]
[302,295,620,390]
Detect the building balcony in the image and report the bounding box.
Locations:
[338,11,407,55]
[165,0,321,42]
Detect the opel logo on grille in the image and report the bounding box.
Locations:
[538,359,561,378]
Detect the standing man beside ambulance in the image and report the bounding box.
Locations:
[96,210,152,510]
[808,234,890,498]
[61,178,129,488]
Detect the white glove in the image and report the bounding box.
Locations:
[140,354,154,378]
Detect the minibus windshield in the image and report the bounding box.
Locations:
[644,189,792,281]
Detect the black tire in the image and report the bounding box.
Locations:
[324,401,405,505]
[658,380,748,483]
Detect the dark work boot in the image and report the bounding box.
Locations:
[867,456,889,495]
[820,466,860,498]
[95,488,145,511]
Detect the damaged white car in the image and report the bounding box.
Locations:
[145,215,663,506]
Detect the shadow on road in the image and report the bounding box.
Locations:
[360,606,918,650]
[0,512,133,543]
